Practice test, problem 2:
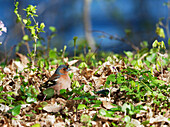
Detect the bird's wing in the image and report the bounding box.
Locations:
[40,74,60,89]
[48,73,60,81]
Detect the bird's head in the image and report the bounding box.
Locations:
[55,65,71,75]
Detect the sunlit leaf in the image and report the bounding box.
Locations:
[26,96,37,103]
[31,123,41,127]
[43,88,54,99]
[77,104,86,110]
[11,105,21,116]
[146,53,157,63]
[99,109,106,116]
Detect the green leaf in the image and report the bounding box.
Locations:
[23,35,29,41]
[142,41,148,47]
[137,59,143,68]
[40,101,48,107]
[63,45,67,51]
[73,36,78,41]
[72,81,80,87]
[124,51,133,58]
[7,96,15,100]
[73,97,81,100]
[43,88,54,99]
[107,74,116,82]
[168,38,170,46]
[60,89,66,94]
[77,104,86,110]
[23,19,27,24]
[31,123,41,127]
[161,41,166,49]
[12,105,21,116]
[26,96,37,103]
[152,40,158,48]
[80,114,90,123]
[38,59,45,68]
[123,115,131,123]
[49,49,57,59]
[125,29,131,35]
[0,99,5,103]
[159,28,165,38]
[156,27,165,38]
[99,109,106,116]
[78,62,88,69]
[146,53,157,63]
[84,97,90,103]
[40,23,45,29]
[0,85,3,92]
[49,26,56,32]
[121,103,131,112]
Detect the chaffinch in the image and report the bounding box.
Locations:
[40,65,71,96]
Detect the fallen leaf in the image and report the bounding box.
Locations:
[102,101,115,109]
[68,60,79,66]
[43,103,64,112]
[16,52,29,66]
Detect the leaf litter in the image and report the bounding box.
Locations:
[0,52,169,127]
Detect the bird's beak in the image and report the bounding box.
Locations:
[66,68,71,71]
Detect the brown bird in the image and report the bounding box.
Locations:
[40,65,71,95]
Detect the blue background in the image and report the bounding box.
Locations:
[0,0,168,58]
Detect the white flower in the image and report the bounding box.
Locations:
[0,20,7,33]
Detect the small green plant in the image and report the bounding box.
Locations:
[20,82,38,103]
[80,114,92,126]
[14,1,45,66]
[8,105,21,116]
[0,86,16,106]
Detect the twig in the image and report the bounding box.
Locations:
[92,30,139,51]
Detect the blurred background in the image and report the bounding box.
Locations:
[0,0,169,61]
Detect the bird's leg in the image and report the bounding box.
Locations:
[43,94,47,101]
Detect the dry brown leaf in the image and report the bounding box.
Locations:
[149,115,170,125]
[56,98,67,105]
[97,114,121,121]
[43,103,64,112]
[3,67,11,74]
[131,119,144,127]
[91,76,106,89]
[102,101,116,110]
[68,59,79,66]
[70,66,79,73]
[63,57,69,63]
[0,104,10,112]
[13,61,25,72]
[16,52,29,66]
[54,122,65,127]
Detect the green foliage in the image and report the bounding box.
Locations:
[31,123,41,127]
[0,71,6,80]
[98,105,121,119]
[23,5,45,38]
[19,80,38,103]
[0,1,168,125]
[77,104,87,110]
[8,105,21,116]
[14,1,45,65]
[80,114,91,126]
[49,26,56,32]
[124,40,168,73]
[0,86,16,106]
[121,103,144,116]
[43,88,54,99]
